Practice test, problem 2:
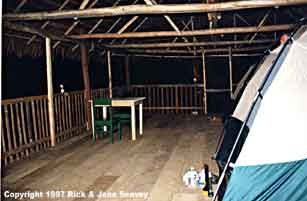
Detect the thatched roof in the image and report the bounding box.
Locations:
[3,0,307,60]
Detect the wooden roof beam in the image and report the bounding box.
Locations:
[4,0,307,21]
[102,39,275,49]
[70,24,293,39]
[111,53,263,58]
[119,46,269,54]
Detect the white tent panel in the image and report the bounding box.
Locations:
[235,40,307,167]
[232,47,282,122]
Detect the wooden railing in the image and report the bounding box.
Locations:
[1,85,228,166]
[130,84,230,114]
[0,87,126,166]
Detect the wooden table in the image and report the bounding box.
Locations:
[91,97,146,141]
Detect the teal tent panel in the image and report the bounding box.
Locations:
[223,159,307,201]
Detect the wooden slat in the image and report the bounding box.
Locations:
[9,104,19,160]
[75,94,79,129]
[68,95,73,133]
[193,85,197,112]
[168,87,172,114]
[40,99,47,145]
[20,102,29,156]
[15,102,24,159]
[175,86,179,114]
[43,99,50,146]
[36,100,43,149]
[157,87,161,113]
[54,96,59,133]
[161,87,165,114]
[1,115,8,165]
[64,95,69,138]
[61,95,66,135]
[77,93,81,128]
[4,105,13,162]
[31,101,39,151]
[25,102,33,153]
[80,94,84,127]
[180,86,184,113]
[189,86,193,112]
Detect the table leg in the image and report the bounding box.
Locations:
[139,103,143,135]
[103,106,107,132]
[90,101,94,138]
[131,105,136,141]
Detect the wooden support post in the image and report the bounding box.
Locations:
[45,37,56,147]
[80,42,92,131]
[202,49,208,114]
[124,55,131,91]
[228,47,233,98]
[107,50,113,98]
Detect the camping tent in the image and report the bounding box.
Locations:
[215,25,307,201]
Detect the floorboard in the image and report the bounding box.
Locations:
[2,114,223,201]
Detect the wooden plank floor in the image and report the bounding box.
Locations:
[2,114,223,201]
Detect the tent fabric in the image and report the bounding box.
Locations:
[236,39,307,166]
[232,46,282,122]
[231,64,256,100]
[214,117,249,165]
[223,159,307,201]
[221,25,307,201]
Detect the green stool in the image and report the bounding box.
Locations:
[93,98,122,143]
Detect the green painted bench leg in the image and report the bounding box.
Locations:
[99,130,104,139]
[118,122,122,142]
[93,130,96,143]
[110,125,114,144]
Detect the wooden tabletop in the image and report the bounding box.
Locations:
[111,97,146,107]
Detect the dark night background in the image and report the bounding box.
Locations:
[2,53,258,114]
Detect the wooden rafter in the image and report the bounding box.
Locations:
[4,0,307,21]
[71,0,123,52]
[52,0,93,49]
[70,24,293,39]
[27,0,71,45]
[14,0,28,12]
[143,0,191,50]
[4,21,72,42]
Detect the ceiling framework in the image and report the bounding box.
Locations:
[3,0,307,59]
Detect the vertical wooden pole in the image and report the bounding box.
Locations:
[80,41,92,131]
[45,37,56,147]
[228,47,233,98]
[124,55,130,91]
[202,49,207,114]
[107,50,113,98]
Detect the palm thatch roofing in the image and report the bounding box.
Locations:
[3,0,307,60]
